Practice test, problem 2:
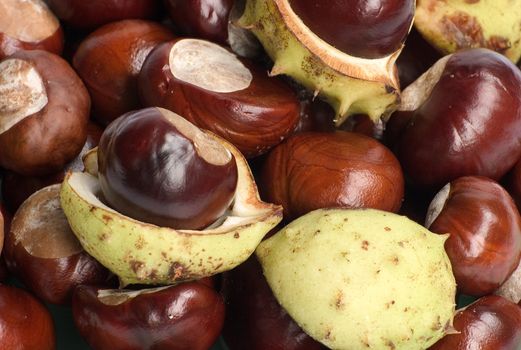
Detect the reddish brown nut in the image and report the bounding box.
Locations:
[395,49,521,190]
[98,107,238,230]
[0,50,90,176]
[430,295,521,350]
[1,121,103,212]
[73,20,174,125]
[425,176,521,296]
[73,283,225,350]
[288,0,415,58]
[47,0,159,30]
[4,184,113,305]
[0,284,56,350]
[165,0,233,44]
[0,0,64,59]
[222,255,326,350]
[139,38,300,158]
[260,131,404,221]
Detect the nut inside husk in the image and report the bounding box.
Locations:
[60,125,282,287]
[239,0,406,126]
[256,208,456,349]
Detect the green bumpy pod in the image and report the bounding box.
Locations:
[257,208,456,350]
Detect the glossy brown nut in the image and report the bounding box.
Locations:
[426,176,521,296]
[222,255,325,350]
[395,49,521,190]
[98,107,238,230]
[73,20,175,125]
[73,282,225,350]
[288,0,415,58]
[0,284,56,350]
[0,0,64,59]
[47,0,159,30]
[430,295,521,350]
[1,121,103,212]
[5,185,113,305]
[138,38,300,158]
[0,50,90,176]
[260,131,404,221]
[164,0,234,44]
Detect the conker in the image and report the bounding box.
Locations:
[0,0,64,59]
[98,107,238,230]
[395,48,521,190]
[139,38,300,158]
[288,0,415,58]
[0,284,56,350]
[5,184,113,305]
[0,49,90,176]
[47,0,160,30]
[73,20,175,125]
[1,121,103,212]
[430,295,521,350]
[164,0,234,45]
[73,283,225,350]
[260,131,404,221]
[425,176,521,296]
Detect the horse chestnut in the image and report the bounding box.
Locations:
[98,107,238,230]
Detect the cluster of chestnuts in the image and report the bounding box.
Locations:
[1,0,521,349]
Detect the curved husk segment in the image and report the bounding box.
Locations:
[60,137,282,287]
[256,209,456,350]
[415,0,521,63]
[239,0,401,126]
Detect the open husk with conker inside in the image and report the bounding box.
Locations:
[239,0,415,126]
[60,108,283,287]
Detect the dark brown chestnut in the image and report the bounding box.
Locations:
[287,0,415,58]
[0,50,90,176]
[73,20,175,125]
[1,121,103,212]
[139,38,300,158]
[0,0,64,59]
[98,107,238,230]
[425,176,521,296]
[47,0,160,30]
[5,184,113,305]
[164,0,234,45]
[260,131,404,221]
[395,48,521,190]
[222,255,326,350]
[0,284,56,350]
[73,282,224,350]
[430,295,521,350]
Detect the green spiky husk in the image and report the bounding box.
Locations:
[239,0,400,126]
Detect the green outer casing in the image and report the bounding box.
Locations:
[239,0,401,126]
[257,208,456,350]
[61,173,282,287]
[415,0,521,63]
